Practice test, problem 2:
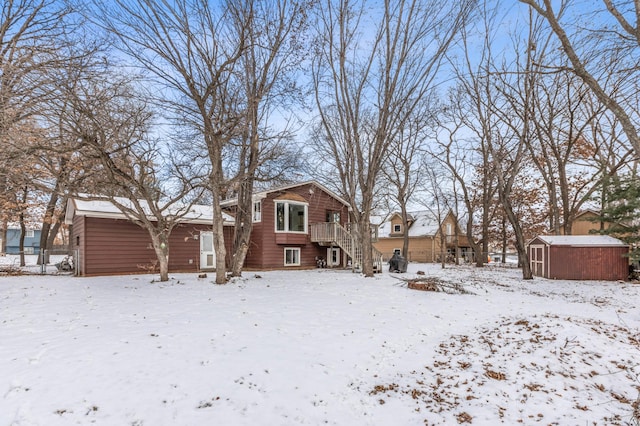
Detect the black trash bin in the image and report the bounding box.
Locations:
[388,252,407,273]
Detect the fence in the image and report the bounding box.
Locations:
[39,249,79,276]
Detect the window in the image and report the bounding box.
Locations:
[24,247,34,254]
[393,224,402,233]
[275,201,308,233]
[25,230,34,238]
[446,223,452,235]
[393,248,401,256]
[326,211,341,223]
[284,247,301,266]
[252,201,261,222]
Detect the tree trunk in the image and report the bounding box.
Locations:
[47,221,61,250]
[504,196,533,279]
[19,213,26,267]
[38,189,60,264]
[0,224,6,253]
[211,191,227,284]
[400,207,410,259]
[465,213,484,268]
[440,233,446,269]
[231,180,254,277]
[151,233,170,282]
[501,215,507,263]
[360,219,374,277]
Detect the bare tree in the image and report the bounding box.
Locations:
[93,0,310,282]
[226,0,310,277]
[92,0,252,284]
[380,105,432,259]
[526,67,636,235]
[59,70,204,282]
[311,0,474,276]
[432,85,497,267]
[452,3,549,279]
[0,0,74,252]
[420,164,452,268]
[520,0,640,158]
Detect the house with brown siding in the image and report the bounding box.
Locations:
[65,198,235,276]
[373,210,473,263]
[221,181,352,270]
[527,235,629,281]
[65,181,369,276]
[564,210,632,236]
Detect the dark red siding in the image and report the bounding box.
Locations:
[528,237,629,281]
[246,183,349,269]
[548,245,629,281]
[72,182,350,275]
[72,217,233,276]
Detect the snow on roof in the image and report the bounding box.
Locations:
[534,235,627,247]
[65,197,234,225]
[377,211,441,237]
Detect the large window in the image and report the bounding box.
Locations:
[284,247,301,266]
[275,201,307,233]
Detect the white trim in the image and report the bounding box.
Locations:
[530,244,545,276]
[274,200,308,234]
[327,247,340,267]
[252,201,262,223]
[200,231,216,269]
[284,247,301,266]
[393,224,401,233]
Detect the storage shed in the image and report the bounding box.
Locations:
[527,235,629,281]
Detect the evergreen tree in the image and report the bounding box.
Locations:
[592,175,640,263]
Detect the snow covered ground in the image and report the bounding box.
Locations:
[1,260,639,425]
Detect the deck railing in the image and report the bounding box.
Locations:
[310,222,383,272]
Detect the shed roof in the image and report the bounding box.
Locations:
[533,235,627,247]
[65,197,235,225]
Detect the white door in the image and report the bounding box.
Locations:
[200,232,216,269]
[327,247,341,267]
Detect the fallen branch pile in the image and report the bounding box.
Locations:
[394,276,475,295]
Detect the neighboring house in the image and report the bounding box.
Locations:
[4,228,42,255]
[65,181,379,276]
[527,235,629,281]
[560,210,626,235]
[373,210,473,263]
[562,209,630,235]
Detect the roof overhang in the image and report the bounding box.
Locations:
[65,197,235,226]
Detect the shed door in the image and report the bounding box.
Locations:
[200,232,216,269]
[530,244,544,276]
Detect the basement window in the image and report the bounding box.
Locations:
[284,247,301,266]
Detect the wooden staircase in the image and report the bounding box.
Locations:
[310,222,383,273]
